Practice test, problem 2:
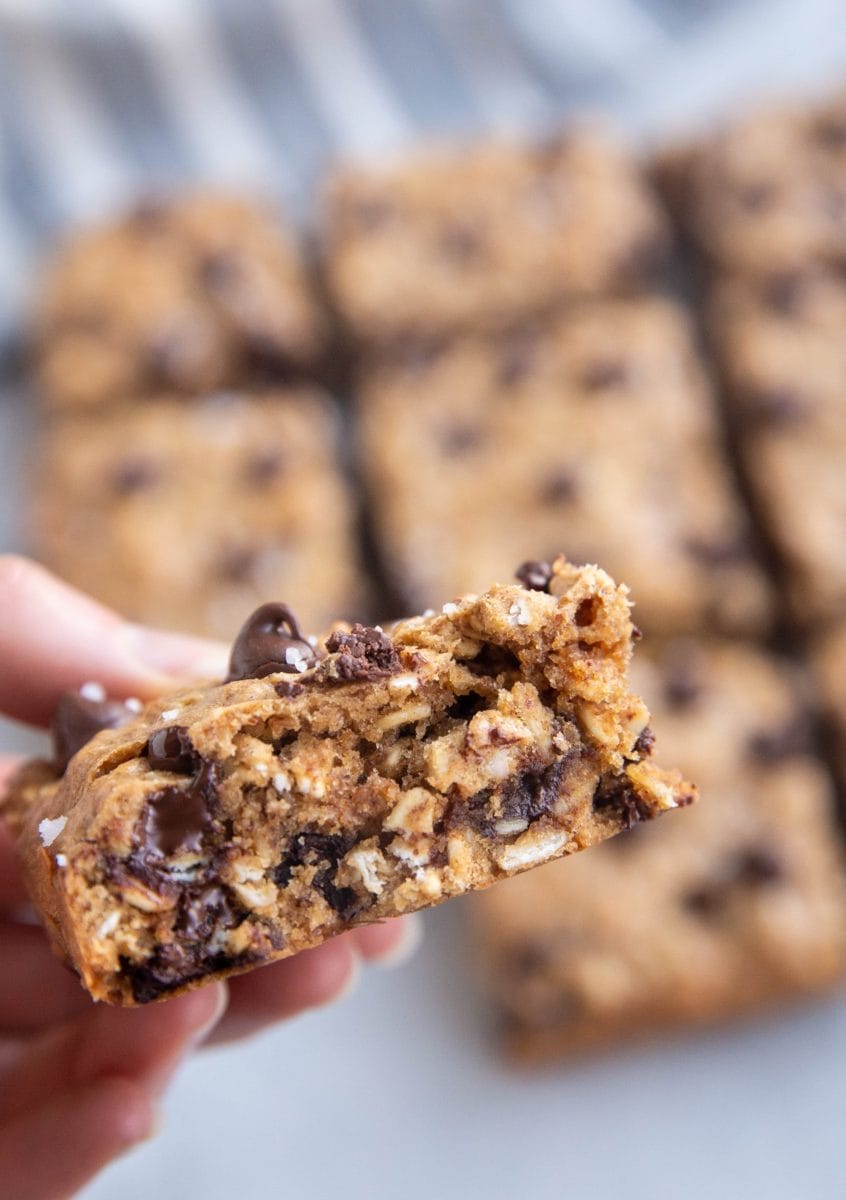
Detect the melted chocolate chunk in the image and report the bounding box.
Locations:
[453,757,567,837]
[52,692,137,773]
[243,448,286,487]
[324,624,400,682]
[515,560,553,592]
[146,725,199,773]
[123,946,249,1004]
[539,470,578,507]
[746,718,811,764]
[632,726,655,756]
[111,457,161,496]
[274,832,360,919]
[144,760,218,856]
[177,885,238,941]
[593,777,657,830]
[581,359,628,392]
[227,602,318,681]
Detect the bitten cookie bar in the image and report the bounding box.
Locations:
[35,193,325,412]
[657,92,846,277]
[708,272,846,623]
[3,559,694,1005]
[33,390,365,638]
[473,640,846,1062]
[360,296,770,634]
[322,130,669,344]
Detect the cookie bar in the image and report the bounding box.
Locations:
[473,639,846,1062]
[322,130,670,344]
[708,271,846,623]
[2,558,694,1005]
[359,296,770,634]
[32,390,365,638]
[658,91,846,277]
[34,193,325,412]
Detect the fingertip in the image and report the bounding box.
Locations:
[155,980,229,1046]
[93,1076,158,1150]
[351,913,424,967]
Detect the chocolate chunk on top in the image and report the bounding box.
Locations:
[323,624,401,682]
[226,603,318,682]
[515,561,553,592]
[52,690,138,773]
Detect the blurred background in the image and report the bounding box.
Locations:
[2,2,846,1198]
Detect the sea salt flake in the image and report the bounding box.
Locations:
[160,708,179,721]
[39,815,67,847]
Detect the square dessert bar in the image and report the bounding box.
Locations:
[708,271,846,624]
[34,193,325,412]
[322,129,670,344]
[3,559,694,1004]
[33,389,366,639]
[473,639,846,1062]
[658,91,846,278]
[359,295,771,635]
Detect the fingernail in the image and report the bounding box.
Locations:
[120,624,230,685]
[322,949,361,1009]
[375,913,424,969]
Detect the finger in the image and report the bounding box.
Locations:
[0,1076,154,1200]
[0,982,227,1122]
[0,556,228,726]
[0,819,28,912]
[349,914,423,965]
[209,937,358,1046]
[0,922,91,1033]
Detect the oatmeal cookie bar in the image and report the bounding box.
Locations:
[473,639,846,1061]
[322,130,669,344]
[657,92,846,277]
[35,193,325,412]
[359,296,770,634]
[32,390,365,638]
[3,559,694,1004]
[708,271,846,624]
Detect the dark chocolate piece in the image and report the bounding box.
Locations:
[146,726,200,774]
[515,561,553,592]
[539,471,578,507]
[324,624,401,682]
[52,691,137,773]
[226,603,318,682]
[143,760,218,856]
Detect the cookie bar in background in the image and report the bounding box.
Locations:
[322,130,669,345]
[813,621,846,794]
[359,295,771,634]
[657,91,846,278]
[472,639,846,1062]
[34,194,325,412]
[32,390,365,638]
[708,272,846,625]
[3,558,694,1004]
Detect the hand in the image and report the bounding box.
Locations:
[0,556,420,1200]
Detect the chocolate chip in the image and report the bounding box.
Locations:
[144,760,218,856]
[763,271,806,315]
[738,182,776,211]
[275,681,305,699]
[52,692,137,773]
[633,726,655,756]
[685,532,751,566]
[439,223,484,262]
[215,546,259,585]
[742,387,808,429]
[111,457,161,496]
[177,885,238,941]
[440,423,483,457]
[747,718,811,765]
[581,359,628,392]
[243,448,286,487]
[146,726,199,773]
[592,777,656,830]
[274,832,360,919]
[453,756,567,837]
[515,560,553,592]
[538,470,578,507]
[735,846,784,885]
[226,603,318,682]
[323,624,401,682]
[122,945,249,1004]
[684,844,785,917]
[497,330,539,387]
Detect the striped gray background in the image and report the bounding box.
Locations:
[0,0,844,350]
